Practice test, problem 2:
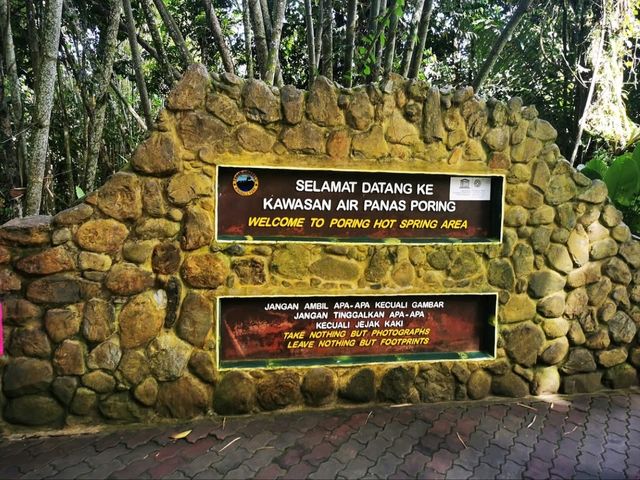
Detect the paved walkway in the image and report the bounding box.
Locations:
[0,390,638,479]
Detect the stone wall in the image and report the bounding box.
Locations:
[0,64,639,429]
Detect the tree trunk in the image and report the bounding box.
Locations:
[260,0,273,43]
[320,0,333,79]
[140,0,180,83]
[344,0,357,86]
[248,0,269,78]
[202,0,236,73]
[55,62,75,204]
[382,0,400,77]
[25,0,40,80]
[407,0,433,78]
[242,0,254,78]
[83,0,122,192]
[303,0,316,85]
[264,0,286,85]
[151,0,192,68]
[111,81,148,131]
[401,0,426,77]
[24,0,63,215]
[315,0,323,70]
[472,0,535,91]
[0,0,26,185]
[123,0,153,128]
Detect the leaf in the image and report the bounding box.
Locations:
[170,429,192,440]
[363,65,371,75]
[603,153,640,207]
[581,157,608,180]
[75,186,85,199]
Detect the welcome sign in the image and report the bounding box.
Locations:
[216,166,504,244]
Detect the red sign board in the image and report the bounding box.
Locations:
[216,166,504,244]
[217,294,497,369]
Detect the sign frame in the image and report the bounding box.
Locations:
[216,292,498,370]
[215,165,506,245]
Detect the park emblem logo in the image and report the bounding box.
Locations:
[232,169,259,196]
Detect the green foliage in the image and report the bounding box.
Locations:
[583,144,640,234]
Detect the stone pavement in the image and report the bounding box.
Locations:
[0,390,638,479]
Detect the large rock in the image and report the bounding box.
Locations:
[15,246,76,275]
[82,370,116,393]
[131,133,181,175]
[0,215,52,246]
[146,334,192,381]
[386,110,420,145]
[306,76,343,127]
[54,204,94,227]
[4,395,64,426]
[242,80,281,124]
[87,337,121,371]
[82,299,115,343]
[118,350,150,385]
[501,294,536,323]
[506,185,543,208]
[545,176,577,205]
[602,257,632,284]
[563,372,603,394]
[53,340,85,375]
[26,274,82,304]
[503,322,545,367]
[564,288,589,319]
[45,307,81,342]
[181,253,228,288]
[167,172,211,206]
[71,387,98,416]
[512,243,534,277]
[491,371,529,397]
[97,173,143,221]
[533,367,560,395]
[339,368,376,403]
[257,371,301,410]
[119,291,165,349]
[79,252,112,272]
[177,292,213,347]
[467,369,492,400]
[546,244,573,274]
[540,337,569,365]
[167,64,209,110]
[3,298,43,325]
[302,367,337,406]
[619,241,640,268]
[590,238,618,260]
[232,258,266,285]
[152,241,181,274]
[379,366,417,404]
[416,365,456,402]
[577,179,608,203]
[561,348,596,374]
[8,327,51,358]
[280,85,304,124]
[158,375,211,418]
[105,263,154,296]
[596,348,628,367]
[423,87,446,142]
[271,245,311,279]
[567,225,589,266]
[206,94,244,125]
[488,259,515,290]
[542,317,570,338]
[134,377,158,406]
[188,351,217,384]
[528,270,566,298]
[309,257,360,281]
[346,91,374,131]
[76,219,129,254]
[537,293,565,318]
[236,124,276,152]
[99,392,147,421]
[3,358,53,397]
[213,371,256,414]
[604,364,638,389]
[142,178,167,217]
[281,121,326,153]
[352,125,389,158]
[609,312,637,344]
